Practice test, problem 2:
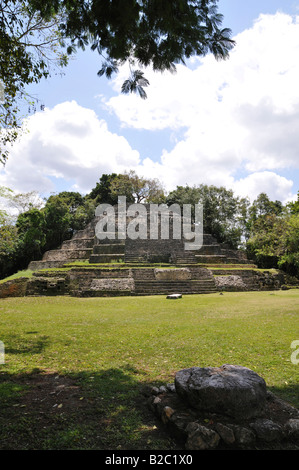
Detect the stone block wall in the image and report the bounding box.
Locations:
[0,278,28,297]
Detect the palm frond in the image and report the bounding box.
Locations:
[121,69,149,99]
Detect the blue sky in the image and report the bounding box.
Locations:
[1,0,299,204]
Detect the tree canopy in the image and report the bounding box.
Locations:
[0,0,70,163]
[166,183,248,249]
[110,170,165,204]
[28,0,235,97]
[1,0,235,162]
[0,176,299,280]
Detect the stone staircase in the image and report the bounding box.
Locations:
[133,279,216,295]
[132,267,217,296]
[28,219,98,270]
[89,239,125,263]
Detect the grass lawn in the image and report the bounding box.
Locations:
[0,290,298,450]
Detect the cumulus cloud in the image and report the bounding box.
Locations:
[105,11,299,202]
[0,101,140,195]
[232,171,295,202]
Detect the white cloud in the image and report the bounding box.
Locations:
[105,12,299,201]
[232,171,295,203]
[0,101,140,195]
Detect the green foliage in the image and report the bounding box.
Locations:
[0,1,69,163]
[28,0,235,98]
[42,191,95,250]
[166,183,248,248]
[1,1,235,163]
[0,188,96,279]
[287,191,299,215]
[246,193,299,276]
[1,178,298,280]
[121,70,150,100]
[17,208,46,259]
[87,173,119,205]
[110,170,166,204]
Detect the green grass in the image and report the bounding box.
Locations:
[0,290,298,449]
[0,269,33,284]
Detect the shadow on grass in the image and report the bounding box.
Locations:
[268,384,299,409]
[1,366,298,450]
[3,332,50,355]
[0,366,178,450]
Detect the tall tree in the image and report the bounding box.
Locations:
[88,173,119,204]
[166,183,247,248]
[110,170,165,204]
[287,191,299,215]
[16,208,46,260]
[43,191,95,249]
[0,0,70,163]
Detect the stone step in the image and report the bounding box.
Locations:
[134,288,216,295]
[95,238,126,244]
[134,280,216,294]
[61,238,94,250]
[124,255,157,263]
[195,255,227,263]
[42,248,93,261]
[92,244,125,255]
[131,269,156,280]
[195,244,222,255]
[94,231,126,241]
[199,264,257,268]
[28,260,69,270]
[76,289,132,297]
[174,260,198,265]
[72,229,95,239]
[89,254,125,263]
[134,279,215,285]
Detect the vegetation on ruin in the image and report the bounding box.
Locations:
[1,177,299,281]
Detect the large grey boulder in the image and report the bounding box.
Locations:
[175,364,267,419]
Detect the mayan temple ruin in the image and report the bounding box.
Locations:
[0,202,291,298]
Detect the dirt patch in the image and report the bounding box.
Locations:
[0,370,179,450]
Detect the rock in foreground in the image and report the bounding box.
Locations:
[175,364,267,419]
[145,364,299,450]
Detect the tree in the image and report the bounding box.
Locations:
[0,0,70,163]
[246,214,286,269]
[16,208,46,261]
[88,173,119,204]
[0,187,21,278]
[110,170,165,204]
[245,192,286,267]
[28,0,235,99]
[166,183,247,248]
[287,191,299,215]
[1,1,234,162]
[0,186,13,222]
[278,214,299,276]
[43,191,94,249]
[248,192,283,226]
[4,189,44,216]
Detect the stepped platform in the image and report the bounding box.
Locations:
[4,203,294,298]
[17,263,288,298]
